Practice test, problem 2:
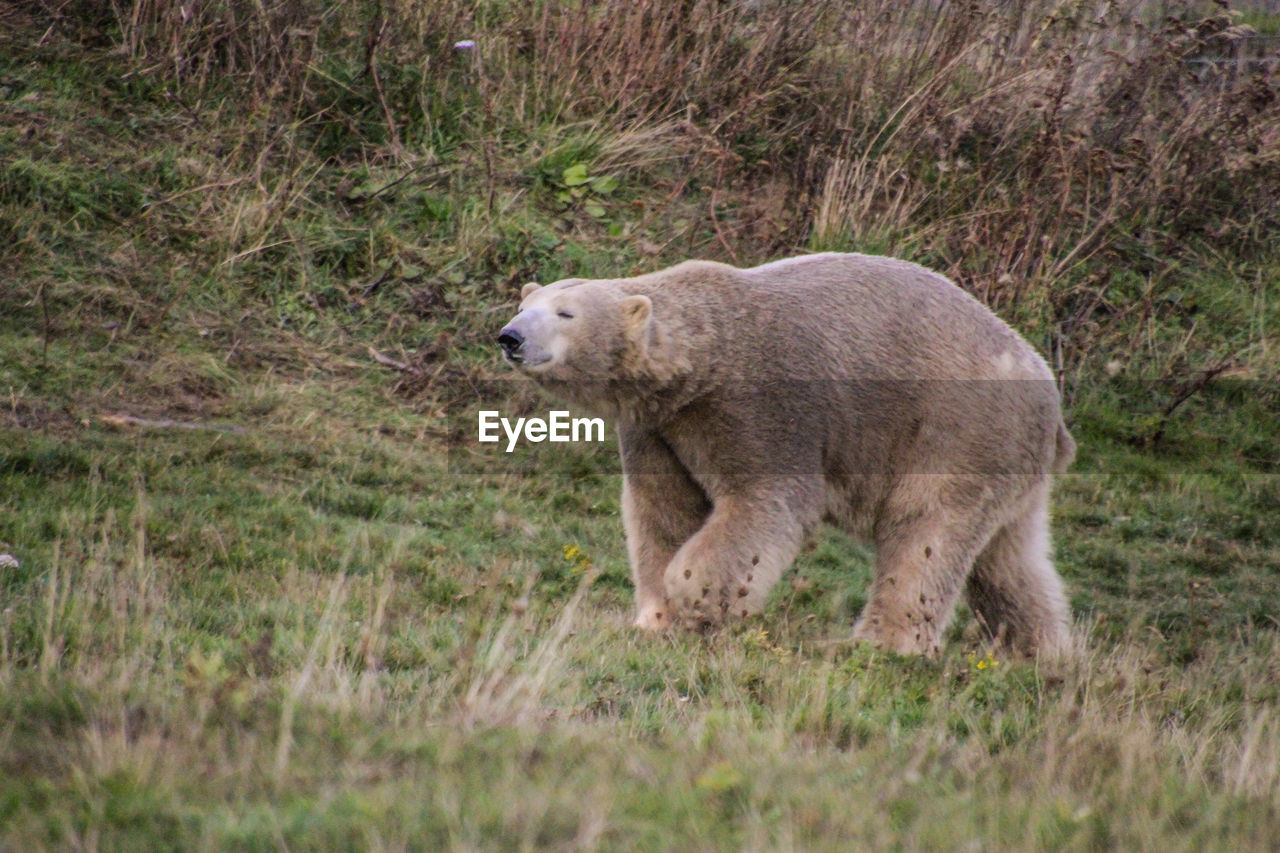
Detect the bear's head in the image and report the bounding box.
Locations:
[498,280,653,388]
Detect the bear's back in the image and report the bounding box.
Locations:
[718,253,1048,383]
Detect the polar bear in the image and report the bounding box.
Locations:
[497,253,1074,656]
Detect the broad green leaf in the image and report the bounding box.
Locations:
[589,174,618,195]
[562,163,590,186]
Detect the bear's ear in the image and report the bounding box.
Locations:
[520,282,542,300]
[621,295,652,336]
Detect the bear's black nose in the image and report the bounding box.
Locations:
[498,328,524,359]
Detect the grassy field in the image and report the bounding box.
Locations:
[3,1,1279,850]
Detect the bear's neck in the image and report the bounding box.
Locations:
[547,371,704,424]
[540,331,708,423]
[627,315,713,408]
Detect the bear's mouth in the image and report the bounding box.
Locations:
[502,349,552,369]
[512,353,551,369]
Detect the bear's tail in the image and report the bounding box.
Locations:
[1053,420,1076,474]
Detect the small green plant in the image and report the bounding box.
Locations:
[555,162,619,219]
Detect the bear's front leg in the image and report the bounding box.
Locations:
[661,489,809,630]
[619,427,710,631]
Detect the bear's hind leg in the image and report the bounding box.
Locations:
[854,535,977,656]
[854,492,1006,657]
[965,484,1071,657]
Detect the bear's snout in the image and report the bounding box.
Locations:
[498,328,524,361]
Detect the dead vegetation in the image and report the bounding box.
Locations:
[83,1,1279,287]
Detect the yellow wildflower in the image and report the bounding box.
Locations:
[562,543,592,574]
[971,651,999,671]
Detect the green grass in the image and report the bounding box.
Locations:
[2,3,1280,850]
[3,340,1277,851]
[2,419,1280,850]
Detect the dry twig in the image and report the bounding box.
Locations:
[368,345,422,375]
[99,413,245,434]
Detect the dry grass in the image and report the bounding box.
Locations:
[70,1,1276,317]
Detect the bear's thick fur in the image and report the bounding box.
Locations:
[498,253,1074,656]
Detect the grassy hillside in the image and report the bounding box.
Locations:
[2,1,1279,849]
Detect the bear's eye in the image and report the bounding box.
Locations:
[556,310,575,319]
